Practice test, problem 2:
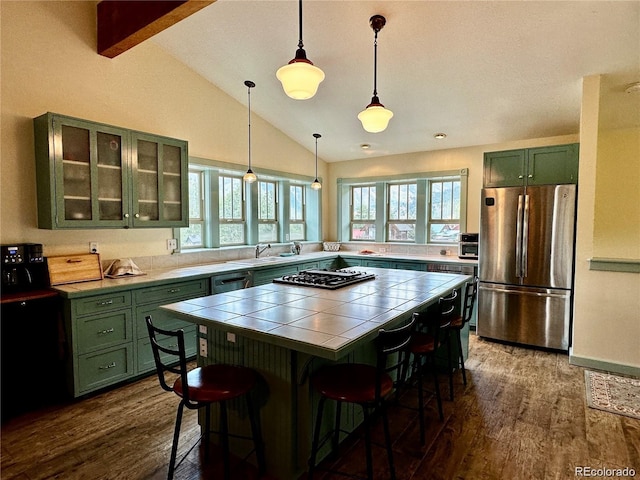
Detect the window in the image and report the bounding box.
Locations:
[179,170,205,248]
[429,179,460,243]
[219,175,244,245]
[388,182,417,241]
[289,184,305,240]
[339,169,466,244]
[351,185,376,240]
[258,180,278,242]
[177,160,321,250]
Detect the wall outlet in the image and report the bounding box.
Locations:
[167,238,177,250]
[198,325,207,334]
[199,338,208,357]
[226,332,236,343]
[379,247,386,253]
[89,242,99,254]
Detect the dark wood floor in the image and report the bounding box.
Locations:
[2,334,638,479]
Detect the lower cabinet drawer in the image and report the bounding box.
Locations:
[136,326,197,374]
[136,304,196,338]
[76,309,133,354]
[77,344,134,394]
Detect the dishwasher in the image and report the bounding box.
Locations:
[212,270,253,293]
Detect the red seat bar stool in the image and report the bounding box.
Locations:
[445,277,479,400]
[409,290,458,444]
[145,316,266,480]
[307,318,415,480]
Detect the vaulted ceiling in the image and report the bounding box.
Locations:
[108,1,640,162]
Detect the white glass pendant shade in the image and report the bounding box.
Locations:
[276,59,325,100]
[243,169,257,183]
[358,101,394,133]
[311,179,322,190]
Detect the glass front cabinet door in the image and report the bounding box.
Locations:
[34,113,188,229]
[130,133,188,227]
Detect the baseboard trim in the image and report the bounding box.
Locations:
[569,354,640,377]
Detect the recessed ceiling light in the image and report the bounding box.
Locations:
[433,133,447,139]
[624,82,640,94]
[360,143,371,149]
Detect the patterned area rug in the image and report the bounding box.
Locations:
[585,371,640,419]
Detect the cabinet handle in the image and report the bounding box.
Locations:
[167,343,178,348]
[135,213,140,218]
[99,362,116,370]
[528,174,533,178]
[518,175,524,179]
[124,213,130,218]
[97,299,114,306]
[168,288,181,293]
[98,327,115,335]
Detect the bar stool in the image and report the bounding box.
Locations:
[445,277,479,399]
[307,318,415,480]
[409,291,458,444]
[145,316,265,480]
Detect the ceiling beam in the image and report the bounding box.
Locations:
[97,0,215,58]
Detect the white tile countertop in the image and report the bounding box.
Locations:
[50,251,476,298]
[160,267,472,361]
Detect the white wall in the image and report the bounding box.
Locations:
[571,75,640,373]
[0,1,328,260]
[326,135,579,241]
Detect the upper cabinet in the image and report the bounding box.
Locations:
[34,113,188,229]
[483,144,579,188]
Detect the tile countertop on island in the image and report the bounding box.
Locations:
[159,267,472,361]
[49,251,477,299]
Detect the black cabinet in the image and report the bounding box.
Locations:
[1,295,68,421]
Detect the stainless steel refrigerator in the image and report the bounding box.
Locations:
[477,184,576,350]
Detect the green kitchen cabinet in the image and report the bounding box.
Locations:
[66,291,135,397]
[483,144,579,187]
[34,112,188,229]
[253,264,300,286]
[362,259,391,268]
[133,279,207,374]
[391,260,427,271]
[64,278,207,397]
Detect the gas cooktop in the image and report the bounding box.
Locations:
[273,269,376,290]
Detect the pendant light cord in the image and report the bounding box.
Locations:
[297,0,304,50]
[247,83,252,170]
[373,29,378,97]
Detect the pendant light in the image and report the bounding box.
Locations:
[358,15,393,133]
[276,0,325,100]
[243,80,257,183]
[311,133,322,190]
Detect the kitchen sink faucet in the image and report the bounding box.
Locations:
[255,243,271,258]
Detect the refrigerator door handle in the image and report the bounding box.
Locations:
[522,194,530,278]
[515,194,524,278]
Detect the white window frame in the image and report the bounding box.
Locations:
[175,158,322,250]
[387,182,417,243]
[257,180,278,243]
[337,169,467,245]
[219,174,245,246]
[289,184,306,241]
[350,184,377,241]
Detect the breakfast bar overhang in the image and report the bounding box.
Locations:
[160,267,472,479]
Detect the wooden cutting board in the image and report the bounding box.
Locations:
[48,253,103,285]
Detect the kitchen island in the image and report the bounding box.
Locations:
[160,267,472,479]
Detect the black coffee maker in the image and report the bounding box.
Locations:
[1,243,48,293]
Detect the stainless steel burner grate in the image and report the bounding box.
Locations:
[273,269,376,289]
